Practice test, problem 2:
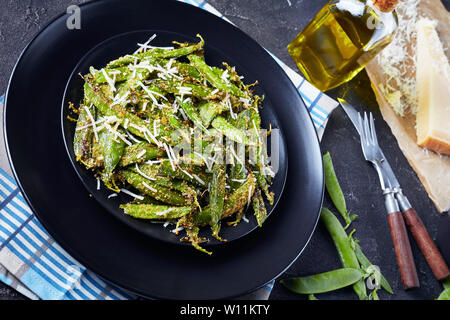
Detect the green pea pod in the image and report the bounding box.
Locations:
[199,101,225,127]
[159,161,212,187]
[107,36,205,69]
[194,173,256,226]
[252,188,268,227]
[92,67,129,84]
[98,127,126,173]
[158,81,213,99]
[121,204,192,220]
[280,268,364,295]
[188,54,247,98]
[73,104,95,166]
[121,170,187,206]
[212,116,257,146]
[119,142,164,167]
[320,207,367,300]
[176,97,209,134]
[352,241,394,294]
[437,289,450,300]
[209,163,226,237]
[323,152,357,227]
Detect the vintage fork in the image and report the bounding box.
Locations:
[358,112,420,290]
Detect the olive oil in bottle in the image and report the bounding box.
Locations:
[288,0,398,92]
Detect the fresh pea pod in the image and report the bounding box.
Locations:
[280,268,364,295]
[121,204,192,220]
[323,152,357,227]
[119,142,164,167]
[159,161,211,187]
[352,240,394,294]
[320,207,367,300]
[437,289,450,300]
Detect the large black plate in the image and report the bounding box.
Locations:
[4,0,323,299]
[61,30,288,246]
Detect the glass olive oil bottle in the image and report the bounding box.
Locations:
[288,0,398,92]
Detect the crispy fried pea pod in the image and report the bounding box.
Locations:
[323,152,357,227]
[188,54,247,98]
[209,163,226,239]
[121,204,192,220]
[107,35,205,69]
[199,101,225,128]
[320,207,367,300]
[118,142,164,167]
[91,67,130,84]
[73,104,96,166]
[211,116,257,146]
[176,97,209,134]
[158,161,211,187]
[194,173,256,226]
[98,127,126,173]
[280,268,365,295]
[120,170,187,206]
[183,226,212,255]
[252,188,267,227]
[158,81,213,99]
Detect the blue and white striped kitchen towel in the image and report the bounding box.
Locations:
[0,0,338,300]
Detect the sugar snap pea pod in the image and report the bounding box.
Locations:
[255,171,274,206]
[194,173,256,226]
[85,83,164,144]
[437,289,450,300]
[158,81,213,99]
[118,142,164,167]
[320,207,367,300]
[280,268,365,295]
[91,67,130,84]
[252,188,268,227]
[121,203,191,220]
[98,127,126,173]
[159,160,211,187]
[183,226,212,255]
[188,54,247,98]
[176,97,209,134]
[351,239,394,294]
[323,152,357,227]
[199,101,225,127]
[209,163,226,238]
[107,36,205,69]
[74,104,95,165]
[211,116,257,146]
[121,170,187,206]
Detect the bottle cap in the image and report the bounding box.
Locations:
[372,0,399,12]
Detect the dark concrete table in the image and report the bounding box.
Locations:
[0,0,449,300]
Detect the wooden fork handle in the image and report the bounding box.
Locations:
[387,210,420,290]
[402,208,450,280]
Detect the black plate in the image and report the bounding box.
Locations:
[4,0,323,299]
[61,30,288,246]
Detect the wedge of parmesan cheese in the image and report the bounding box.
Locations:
[416,18,450,155]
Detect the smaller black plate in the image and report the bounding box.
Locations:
[61,30,288,246]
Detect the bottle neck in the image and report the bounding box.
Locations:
[371,0,399,12]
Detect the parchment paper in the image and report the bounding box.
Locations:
[365,0,450,212]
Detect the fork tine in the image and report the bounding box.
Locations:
[363,112,370,146]
[369,112,379,147]
[358,113,365,145]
